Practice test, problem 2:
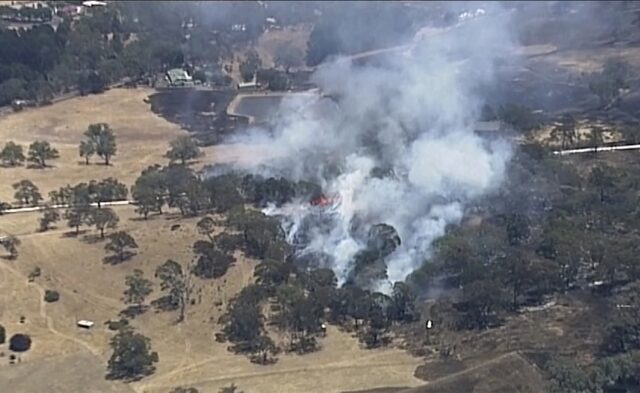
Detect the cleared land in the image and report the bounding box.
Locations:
[0,87,284,203]
[0,207,422,393]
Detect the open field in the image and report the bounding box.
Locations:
[0,87,286,203]
[0,89,424,393]
[0,207,423,393]
[0,88,184,202]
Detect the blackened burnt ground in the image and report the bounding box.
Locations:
[149,89,249,146]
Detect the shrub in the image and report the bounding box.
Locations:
[44,290,60,303]
[28,266,41,281]
[9,334,31,352]
[0,324,5,344]
[107,318,129,331]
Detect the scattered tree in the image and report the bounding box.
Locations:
[105,231,138,262]
[106,326,158,380]
[0,201,10,214]
[196,216,216,241]
[83,123,117,165]
[89,178,128,207]
[155,259,191,322]
[122,269,153,310]
[39,205,60,231]
[165,135,201,165]
[0,324,5,344]
[78,140,96,165]
[13,179,42,206]
[64,206,88,234]
[1,235,21,259]
[27,140,59,168]
[192,241,235,279]
[131,165,166,219]
[86,207,119,238]
[0,141,25,166]
[219,385,243,393]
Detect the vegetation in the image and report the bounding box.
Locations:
[106,326,158,381]
[122,269,153,311]
[39,205,60,231]
[105,231,138,263]
[44,289,60,303]
[588,58,631,108]
[79,140,96,165]
[0,324,5,344]
[165,135,201,165]
[28,266,41,281]
[12,179,42,206]
[219,385,243,393]
[155,259,191,322]
[0,141,25,166]
[86,207,119,238]
[170,388,200,393]
[239,49,261,82]
[27,140,59,168]
[9,333,31,352]
[1,235,20,259]
[82,123,117,165]
[192,240,236,279]
[131,165,166,219]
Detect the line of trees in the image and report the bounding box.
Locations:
[1,140,59,168]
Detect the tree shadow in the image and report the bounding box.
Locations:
[119,305,148,319]
[26,164,56,170]
[0,255,17,261]
[81,233,104,244]
[129,212,163,222]
[103,252,136,265]
[150,296,179,313]
[62,229,89,238]
[0,163,23,168]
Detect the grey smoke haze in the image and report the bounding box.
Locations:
[227,2,518,291]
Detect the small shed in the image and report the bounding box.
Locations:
[77,320,95,329]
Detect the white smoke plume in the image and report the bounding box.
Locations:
[228,3,517,291]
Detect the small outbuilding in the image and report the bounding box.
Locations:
[77,320,95,329]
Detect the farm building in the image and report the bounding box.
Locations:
[166,68,193,87]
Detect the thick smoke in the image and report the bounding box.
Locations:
[228,3,517,291]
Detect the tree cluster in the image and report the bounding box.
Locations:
[1,140,58,168]
[409,143,640,332]
[79,123,117,165]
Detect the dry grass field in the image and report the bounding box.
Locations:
[0,87,285,203]
[0,88,424,393]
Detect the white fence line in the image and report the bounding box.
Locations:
[552,144,640,156]
[1,200,132,215]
